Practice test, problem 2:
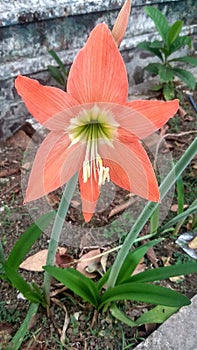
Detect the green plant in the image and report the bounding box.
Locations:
[48,50,69,88]
[0,302,21,324]
[44,237,197,327]
[0,211,55,306]
[137,6,197,100]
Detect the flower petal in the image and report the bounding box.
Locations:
[112,0,131,46]
[100,138,160,202]
[25,132,85,202]
[126,99,179,138]
[15,75,78,125]
[67,23,128,104]
[78,170,100,223]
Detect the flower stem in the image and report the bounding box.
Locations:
[43,173,78,304]
[107,137,197,289]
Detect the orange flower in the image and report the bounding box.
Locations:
[15,24,179,222]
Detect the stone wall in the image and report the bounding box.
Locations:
[0,0,197,140]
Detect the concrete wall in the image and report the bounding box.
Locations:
[0,0,197,140]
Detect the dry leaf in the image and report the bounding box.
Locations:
[162,256,184,282]
[77,249,101,278]
[178,106,187,118]
[0,167,20,177]
[21,162,32,173]
[71,199,80,207]
[145,322,157,335]
[170,204,188,212]
[7,129,31,150]
[132,258,146,275]
[19,250,48,271]
[108,197,135,218]
[55,247,74,268]
[188,236,197,249]
[146,247,158,268]
[46,193,60,208]
[100,253,108,273]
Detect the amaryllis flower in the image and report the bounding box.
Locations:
[15,23,179,222]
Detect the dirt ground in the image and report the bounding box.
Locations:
[0,87,197,349]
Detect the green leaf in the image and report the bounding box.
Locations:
[176,176,184,214]
[3,264,43,304]
[158,65,174,82]
[110,303,137,327]
[100,283,190,308]
[48,50,68,76]
[44,266,100,308]
[107,138,197,289]
[145,63,160,74]
[47,65,65,86]
[97,239,162,291]
[137,41,163,61]
[116,239,162,285]
[96,268,111,291]
[6,211,55,271]
[145,6,169,44]
[170,35,192,55]
[159,200,197,233]
[173,67,196,89]
[150,206,160,234]
[170,56,197,67]
[152,84,163,91]
[127,262,197,283]
[163,83,175,100]
[7,303,39,350]
[168,20,183,46]
[150,40,163,49]
[136,305,179,325]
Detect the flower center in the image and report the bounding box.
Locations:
[68,104,119,185]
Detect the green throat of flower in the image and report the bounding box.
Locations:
[68,105,119,185]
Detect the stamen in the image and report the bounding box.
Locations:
[83,160,91,183]
[68,104,119,187]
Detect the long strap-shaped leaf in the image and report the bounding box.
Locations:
[44,266,100,308]
[107,137,197,289]
[126,262,197,283]
[6,211,55,270]
[100,283,190,309]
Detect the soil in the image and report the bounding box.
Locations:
[0,87,197,350]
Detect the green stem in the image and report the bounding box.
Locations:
[43,173,78,304]
[107,137,197,289]
[7,303,39,350]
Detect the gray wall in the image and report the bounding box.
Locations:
[0,0,197,140]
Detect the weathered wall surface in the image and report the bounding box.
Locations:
[0,0,197,140]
